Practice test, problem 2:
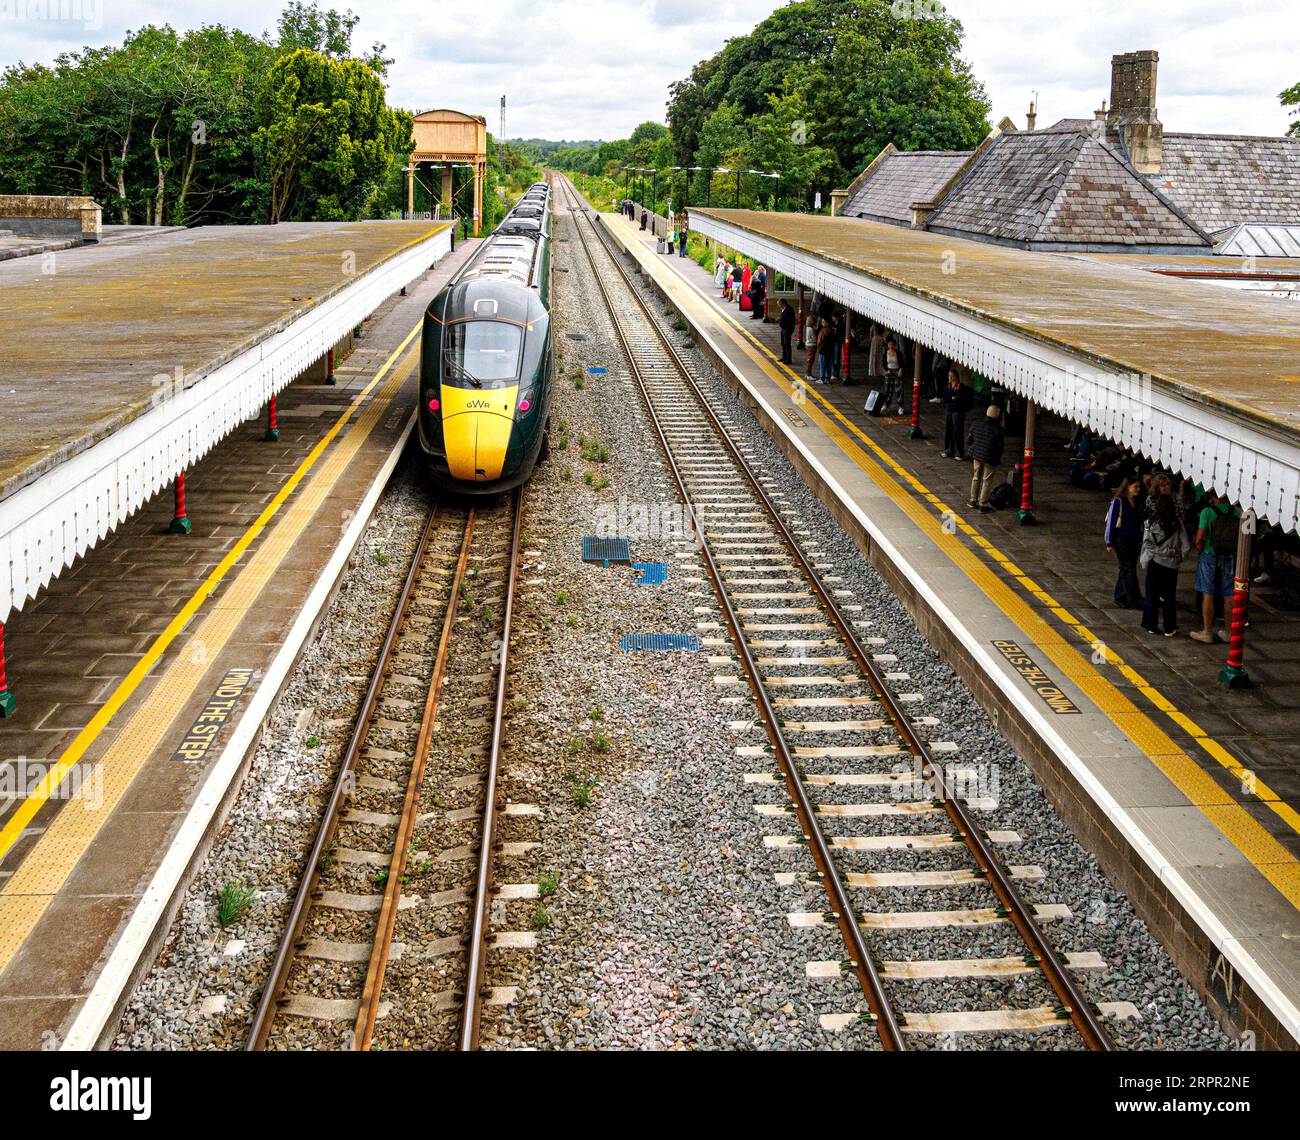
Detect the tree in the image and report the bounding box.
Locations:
[667,0,990,193]
[277,1,392,75]
[256,48,410,222]
[1282,80,1300,137]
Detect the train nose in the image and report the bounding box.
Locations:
[441,386,518,482]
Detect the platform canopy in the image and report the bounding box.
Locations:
[0,221,452,624]
[690,208,1300,533]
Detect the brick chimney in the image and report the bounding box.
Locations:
[1026,100,1037,132]
[1107,50,1163,174]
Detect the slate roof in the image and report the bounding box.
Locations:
[842,150,971,224]
[1213,222,1300,258]
[925,129,1210,248]
[1145,134,1300,231]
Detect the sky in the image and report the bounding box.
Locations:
[2,0,1298,142]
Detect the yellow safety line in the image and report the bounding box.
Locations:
[606,212,1300,907]
[0,323,420,867]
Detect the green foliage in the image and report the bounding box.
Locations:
[667,0,990,206]
[0,4,408,225]
[1283,80,1300,138]
[256,49,411,222]
[218,882,256,928]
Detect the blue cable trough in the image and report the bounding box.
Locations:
[632,562,669,586]
[582,536,631,567]
[587,367,609,375]
[620,633,700,653]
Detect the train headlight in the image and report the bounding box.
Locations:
[426,396,441,414]
[517,391,534,416]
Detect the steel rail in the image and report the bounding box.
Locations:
[563,174,1113,1051]
[247,505,448,1051]
[353,511,478,1050]
[559,175,903,1049]
[457,486,525,1051]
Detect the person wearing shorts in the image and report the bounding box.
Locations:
[1190,493,1240,644]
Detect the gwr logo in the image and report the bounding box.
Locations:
[467,400,491,409]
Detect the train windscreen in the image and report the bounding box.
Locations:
[444,321,523,388]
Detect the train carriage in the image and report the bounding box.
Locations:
[418,184,553,493]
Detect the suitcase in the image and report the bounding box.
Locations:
[863,390,885,416]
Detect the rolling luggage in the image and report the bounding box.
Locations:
[863,390,884,416]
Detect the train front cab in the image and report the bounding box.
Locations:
[419,286,551,494]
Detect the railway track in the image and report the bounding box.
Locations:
[247,489,525,1052]
[556,174,1114,1051]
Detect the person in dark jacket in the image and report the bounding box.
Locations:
[777,299,796,364]
[1105,477,1144,608]
[941,368,968,460]
[640,210,648,231]
[966,404,1005,512]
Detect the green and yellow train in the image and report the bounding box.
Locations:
[418,182,553,493]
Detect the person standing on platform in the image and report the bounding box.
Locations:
[678,216,689,257]
[805,317,820,383]
[884,337,903,413]
[715,256,729,294]
[828,312,843,381]
[816,319,832,384]
[778,299,796,364]
[941,368,967,460]
[750,265,767,320]
[1140,493,1188,637]
[867,323,886,380]
[640,209,649,231]
[1190,492,1241,643]
[966,404,1004,513]
[1105,477,1144,609]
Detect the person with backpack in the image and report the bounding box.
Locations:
[966,404,1005,512]
[1140,493,1189,637]
[1190,491,1241,643]
[804,317,821,383]
[1105,478,1144,608]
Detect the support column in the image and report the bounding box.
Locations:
[473,163,484,236]
[1220,510,1256,689]
[796,283,806,344]
[326,347,336,386]
[441,165,453,216]
[0,620,15,718]
[170,471,192,535]
[909,345,924,440]
[1018,400,1037,526]
[841,310,852,383]
[264,394,280,442]
[406,164,415,219]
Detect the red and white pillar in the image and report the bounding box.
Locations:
[265,394,280,442]
[1018,400,1037,526]
[1220,510,1255,689]
[326,347,336,386]
[170,470,192,535]
[0,620,15,718]
[841,310,852,383]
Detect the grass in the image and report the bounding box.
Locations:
[574,375,585,391]
[579,438,609,463]
[373,868,390,888]
[305,735,320,749]
[570,771,598,808]
[217,882,256,928]
[583,471,610,491]
[538,870,560,899]
[591,727,612,754]
[373,546,390,567]
[555,590,569,606]
[535,902,551,929]
[588,705,603,722]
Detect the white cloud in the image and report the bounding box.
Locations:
[1,0,1296,139]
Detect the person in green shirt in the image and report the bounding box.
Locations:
[1190,491,1241,644]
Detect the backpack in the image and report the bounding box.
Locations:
[1208,505,1239,555]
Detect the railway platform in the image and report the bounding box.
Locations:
[0,239,481,1050]
[597,201,1300,1049]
